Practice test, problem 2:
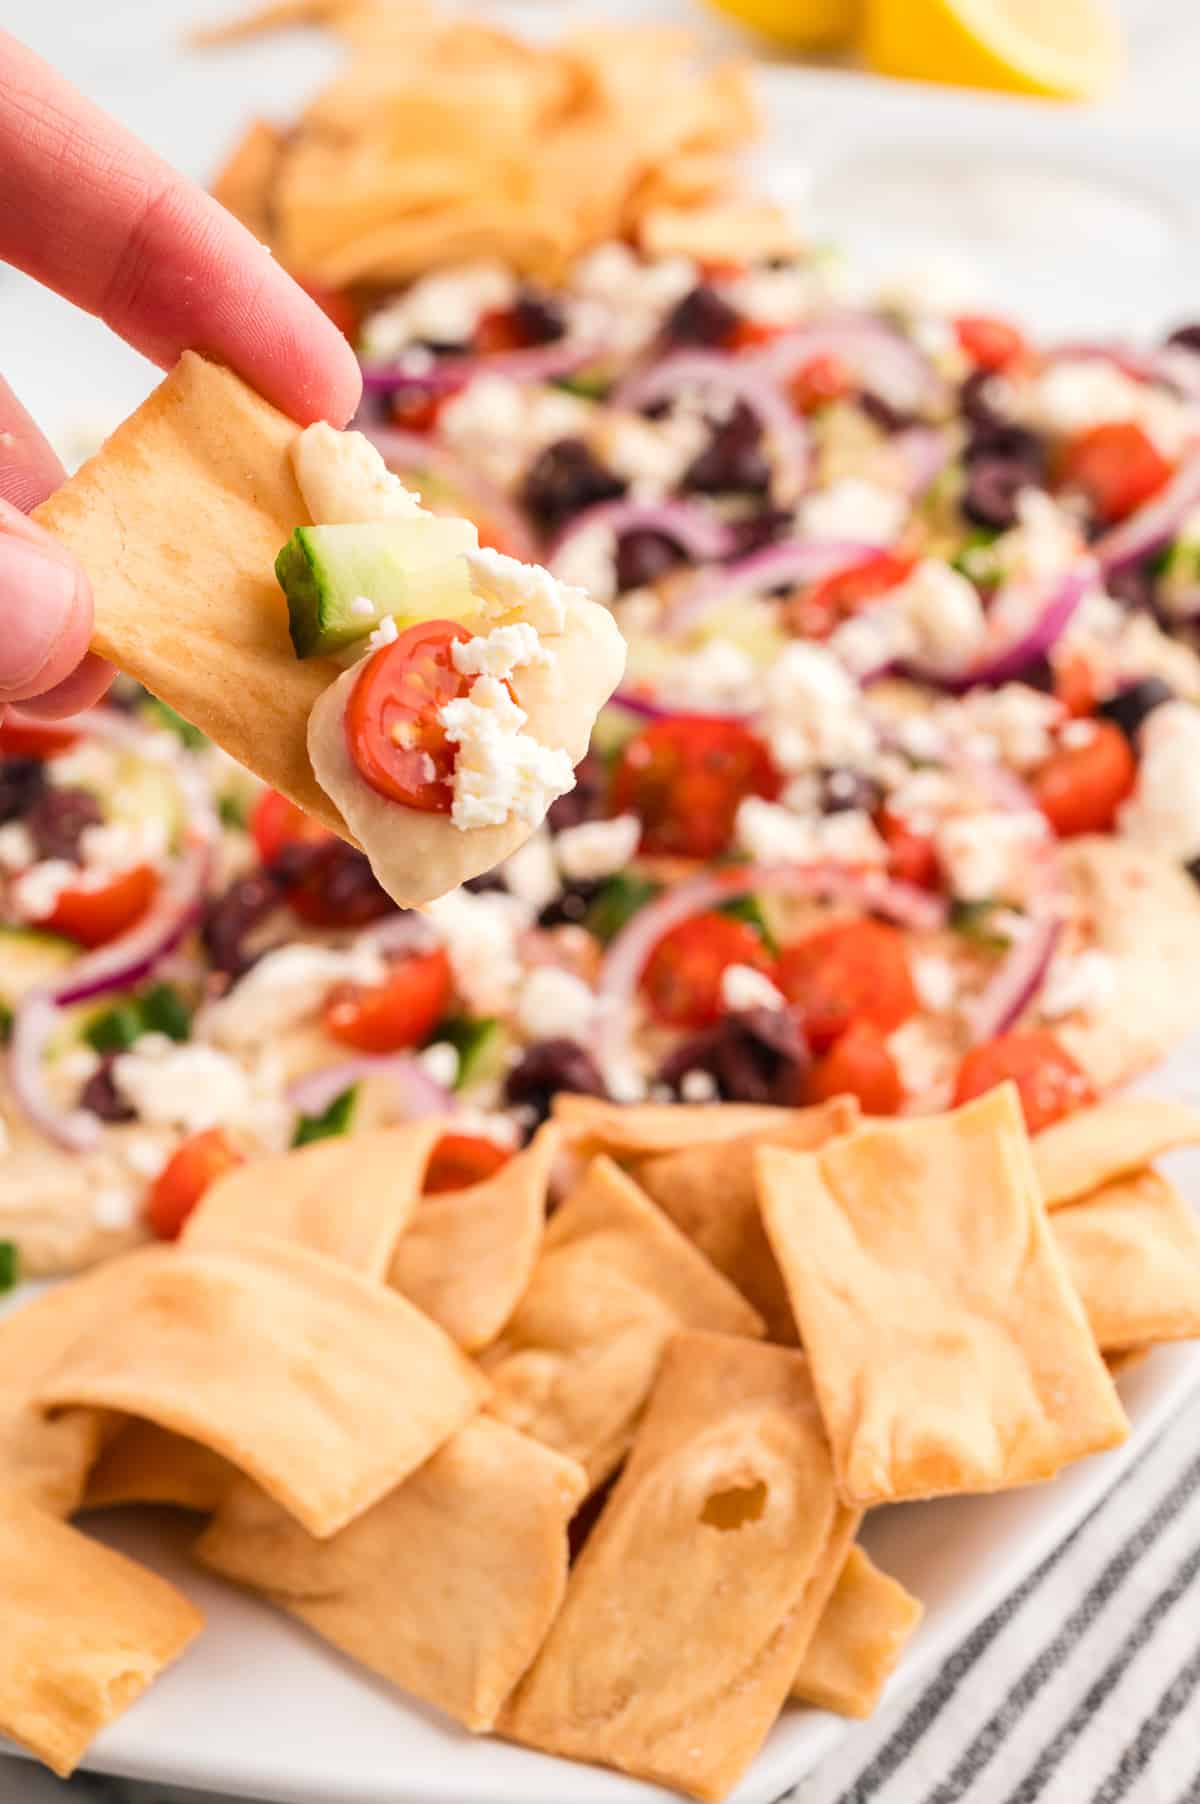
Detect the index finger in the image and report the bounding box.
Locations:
[0,30,362,429]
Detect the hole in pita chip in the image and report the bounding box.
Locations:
[700,1478,768,1531]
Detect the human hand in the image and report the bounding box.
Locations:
[0,29,363,718]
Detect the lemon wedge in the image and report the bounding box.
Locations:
[859,0,1123,99]
[704,0,858,52]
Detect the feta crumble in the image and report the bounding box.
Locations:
[426,887,526,1015]
[111,1040,253,1135]
[292,424,426,525]
[502,831,562,911]
[936,810,1047,904]
[359,262,515,360]
[466,547,575,635]
[1039,949,1117,1021]
[799,478,908,546]
[451,622,547,680]
[516,966,597,1041]
[1119,700,1200,861]
[205,942,388,1046]
[555,812,641,883]
[896,559,987,674]
[12,859,75,921]
[439,675,575,831]
[720,963,785,1013]
[678,1068,719,1103]
[761,642,876,773]
[418,1041,461,1089]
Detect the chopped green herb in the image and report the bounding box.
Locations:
[292,1083,359,1147]
[552,369,611,400]
[952,527,1001,581]
[437,1015,505,1090]
[950,899,1014,954]
[0,1003,13,1046]
[219,792,249,829]
[141,983,192,1043]
[142,697,208,750]
[586,873,661,944]
[0,1240,18,1294]
[717,893,778,955]
[85,1001,145,1055]
[85,983,191,1054]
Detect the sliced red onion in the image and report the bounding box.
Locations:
[965,912,1064,1044]
[1149,345,1200,404]
[547,498,734,571]
[596,860,946,1078]
[609,688,751,724]
[609,351,810,493]
[899,559,1097,695]
[1042,341,1155,382]
[287,1055,455,1121]
[359,339,606,396]
[667,538,884,632]
[362,424,538,562]
[753,315,937,415]
[893,425,952,500]
[1094,451,1200,574]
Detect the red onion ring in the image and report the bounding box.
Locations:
[898,559,1097,694]
[893,425,952,500]
[287,1055,455,1121]
[547,498,734,572]
[1094,451,1200,575]
[667,538,884,633]
[609,351,811,494]
[359,339,607,396]
[362,425,539,562]
[753,314,937,414]
[965,911,1064,1044]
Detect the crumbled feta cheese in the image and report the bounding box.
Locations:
[46,742,116,790]
[365,613,400,654]
[0,822,34,871]
[92,1188,138,1232]
[516,966,597,1042]
[949,685,1062,772]
[760,642,876,773]
[555,812,641,883]
[1039,949,1118,1021]
[659,638,760,717]
[466,547,576,635]
[936,810,1047,903]
[1023,359,1191,458]
[992,490,1080,588]
[11,859,75,921]
[451,622,547,680]
[57,1045,101,1085]
[502,831,562,911]
[426,887,526,1015]
[292,424,426,524]
[440,675,575,831]
[453,1106,522,1149]
[418,1041,461,1089]
[679,1068,719,1103]
[1119,700,1200,861]
[77,817,169,878]
[569,243,696,353]
[896,559,988,675]
[799,478,908,545]
[723,263,815,328]
[205,942,388,1047]
[550,523,617,607]
[598,411,707,500]
[1114,613,1200,700]
[818,809,889,866]
[889,1018,957,1104]
[112,1041,253,1134]
[121,1131,175,1179]
[720,963,785,1013]
[734,796,885,867]
[1060,719,1098,750]
[887,767,956,836]
[912,952,958,1014]
[350,595,376,619]
[359,262,516,360]
[440,378,587,490]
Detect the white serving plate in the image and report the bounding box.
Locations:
[5,8,1200,1798]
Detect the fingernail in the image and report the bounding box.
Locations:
[0,536,82,692]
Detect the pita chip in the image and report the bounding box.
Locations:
[197,1417,585,1732]
[209,117,285,239]
[37,1237,487,1538]
[1051,1169,1200,1352]
[635,1098,860,1340]
[552,1094,796,1161]
[791,1544,922,1718]
[482,1157,763,1487]
[0,1271,116,1517]
[388,1122,557,1350]
[183,1122,445,1279]
[501,1332,858,1802]
[81,1422,237,1516]
[0,1491,202,1778]
[759,1086,1128,1506]
[1032,1097,1200,1208]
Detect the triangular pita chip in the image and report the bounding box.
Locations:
[0,1272,116,1517]
[1051,1169,1200,1352]
[81,1421,237,1516]
[792,1543,922,1717]
[551,1095,798,1161]
[1032,1096,1200,1208]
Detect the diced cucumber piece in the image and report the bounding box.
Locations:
[277,519,481,659]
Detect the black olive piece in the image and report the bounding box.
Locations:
[858,392,915,434]
[963,420,1046,474]
[961,459,1029,531]
[662,284,742,349]
[1166,324,1200,356]
[819,768,883,815]
[512,288,567,345]
[26,786,103,862]
[959,369,1008,432]
[201,870,286,978]
[656,1007,808,1106]
[520,438,627,534]
[615,529,685,593]
[683,401,771,497]
[79,1054,136,1124]
[503,1038,607,1131]
[1107,559,1160,614]
[537,878,605,930]
[0,757,46,825]
[724,508,795,560]
[1097,677,1175,742]
[547,753,608,834]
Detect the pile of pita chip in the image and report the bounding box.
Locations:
[4,1074,1200,1796]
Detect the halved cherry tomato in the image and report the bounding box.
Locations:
[787,353,853,413]
[807,1020,904,1115]
[252,788,333,866]
[1031,720,1136,838]
[610,717,780,862]
[953,1028,1095,1133]
[641,912,774,1030]
[391,386,458,434]
[1053,651,1099,720]
[424,1132,513,1194]
[147,1127,244,1241]
[299,282,359,341]
[726,318,788,352]
[954,314,1028,373]
[776,919,918,1053]
[347,620,472,809]
[0,716,78,758]
[475,308,529,355]
[787,551,916,641]
[877,810,941,890]
[40,865,157,948]
[322,946,452,1052]
[1058,421,1173,525]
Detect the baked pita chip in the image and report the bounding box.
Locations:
[791,1544,923,1718]
[196,1417,584,1732]
[388,1122,557,1351]
[635,1098,861,1341]
[0,1270,117,1517]
[1051,1169,1200,1352]
[81,1422,237,1516]
[209,118,285,239]
[759,1086,1128,1506]
[1056,836,1200,1090]
[184,1122,445,1279]
[1032,1097,1200,1208]
[482,1157,763,1487]
[37,1237,487,1538]
[1106,1346,1151,1377]
[0,1491,202,1779]
[637,200,802,264]
[551,1094,797,1161]
[501,1332,858,1803]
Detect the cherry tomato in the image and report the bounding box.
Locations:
[1032,720,1136,838]
[641,912,774,1030]
[610,717,780,862]
[346,620,472,809]
[787,353,853,413]
[322,946,452,1052]
[475,308,529,355]
[40,865,157,948]
[807,1020,904,1115]
[252,788,333,866]
[423,1132,513,1194]
[878,810,941,890]
[390,386,458,434]
[1058,422,1173,525]
[1053,652,1099,720]
[787,551,916,641]
[0,717,78,758]
[147,1127,244,1241]
[299,283,359,342]
[726,318,788,352]
[953,1029,1095,1134]
[954,314,1029,373]
[776,918,918,1053]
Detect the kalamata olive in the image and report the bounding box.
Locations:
[663,285,741,349]
[1167,324,1200,356]
[724,508,794,559]
[464,870,507,895]
[964,419,1045,475]
[521,438,626,533]
[1107,559,1160,614]
[819,768,883,815]
[26,786,103,862]
[1097,677,1175,742]
[547,752,607,834]
[684,402,771,497]
[503,1037,607,1129]
[201,870,284,977]
[1187,854,1200,888]
[961,458,1029,531]
[858,392,915,434]
[0,757,46,824]
[537,878,604,930]
[959,369,1007,432]
[513,288,567,345]
[615,529,684,593]
[79,1054,136,1123]
[273,841,394,928]
[656,1007,808,1105]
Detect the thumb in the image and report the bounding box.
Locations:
[0,498,95,705]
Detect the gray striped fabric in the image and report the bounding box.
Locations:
[8,1394,1200,1804]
